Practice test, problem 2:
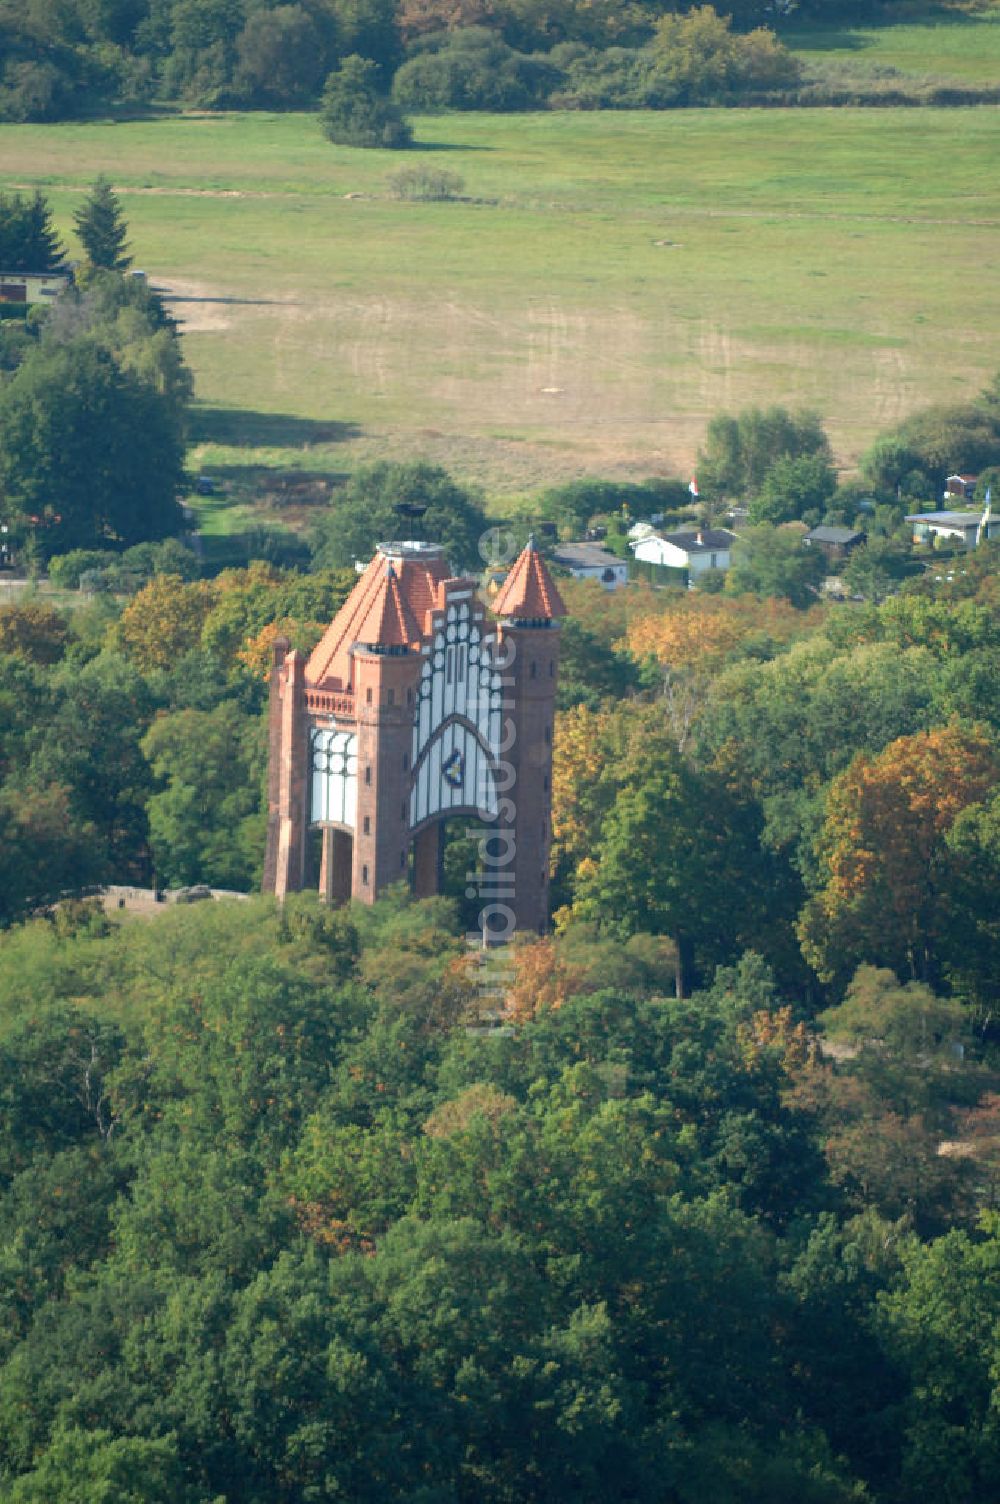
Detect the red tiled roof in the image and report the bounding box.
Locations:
[305,544,450,689]
[491,538,566,621]
[354,562,420,649]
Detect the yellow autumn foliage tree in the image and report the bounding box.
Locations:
[798,723,999,987]
[238,619,326,680]
[625,593,822,671]
[117,574,218,674]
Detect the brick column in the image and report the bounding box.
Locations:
[262,636,289,894]
[351,650,421,902]
[270,649,308,899]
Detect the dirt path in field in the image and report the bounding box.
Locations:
[12,180,1000,228]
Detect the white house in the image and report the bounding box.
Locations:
[551,542,629,590]
[906,510,1000,548]
[631,527,736,579]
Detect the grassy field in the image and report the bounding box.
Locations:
[2,104,999,506]
[784,3,1000,83]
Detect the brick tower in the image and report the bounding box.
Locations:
[263,537,565,935]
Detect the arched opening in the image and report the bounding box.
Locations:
[409,816,500,936]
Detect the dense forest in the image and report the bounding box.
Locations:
[0,887,999,1500]
[2,0,996,122]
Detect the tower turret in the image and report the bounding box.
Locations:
[489,537,566,934]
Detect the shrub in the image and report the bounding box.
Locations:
[48,549,113,590]
[49,540,198,592]
[386,167,465,200]
[120,538,200,582]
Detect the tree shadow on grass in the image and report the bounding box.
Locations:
[409,140,495,152]
[190,406,361,449]
[782,5,984,53]
[782,27,871,53]
[196,461,349,494]
[160,293,291,308]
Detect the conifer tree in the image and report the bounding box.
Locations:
[0,190,64,273]
[73,177,132,271]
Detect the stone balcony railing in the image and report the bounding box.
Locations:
[305,688,355,717]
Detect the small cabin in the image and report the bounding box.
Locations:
[551,542,629,590]
[804,525,865,560]
[0,270,71,308]
[944,474,978,502]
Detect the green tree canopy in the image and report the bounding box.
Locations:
[861,397,1000,503]
[726,524,825,607]
[749,452,838,525]
[0,339,184,556]
[141,701,266,890]
[235,4,328,107]
[699,405,831,499]
[319,54,412,148]
[310,460,488,571]
[569,736,764,994]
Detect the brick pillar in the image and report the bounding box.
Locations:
[351,650,421,903]
[270,649,308,899]
[495,622,561,935]
[412,822,441,899]
[262,636,290,894]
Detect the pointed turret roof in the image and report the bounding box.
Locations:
[305,542,451,689]
[354,561,420,650]
[491,537,566,621]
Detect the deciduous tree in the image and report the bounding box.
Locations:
[569,737,762,994]
[0,341,184,556]
[726,524,825,608]
[319,54,412,149]
[310,461,486,570]
[798,724,1000,987]
[141,701,266,890]
[699,404,830,498]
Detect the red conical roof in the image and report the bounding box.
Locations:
[306,544,449,688]
[491,538,566,621]
[353,561,420,649]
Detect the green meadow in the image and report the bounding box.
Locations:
[2,104,999,504]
